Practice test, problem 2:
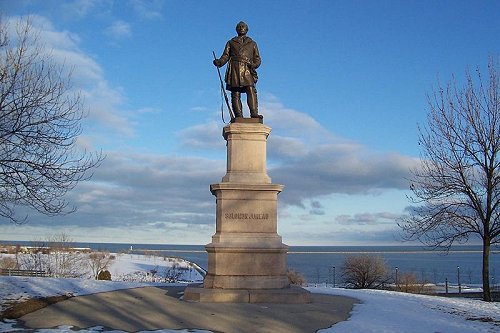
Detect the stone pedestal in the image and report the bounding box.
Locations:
[184,120,311,303]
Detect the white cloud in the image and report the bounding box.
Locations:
[254,100,419,206]
[309,200,325,215]
[283,227,402,246]
[178,121,226,151]
[137,107,161,114]
[104,20,132,40]
[0,85,416,243]
[19,17,102,85]
[268,136,308,160]
[190,106,209,112]
[336,212,401,225]
[28,15,82,49]
[7,15,136,137]
[271,149,416,206]
[51,48,103,83]
[61,0,109,19]
[128,0,164,20]
[261,99,332,140]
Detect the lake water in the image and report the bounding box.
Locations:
[3,241,499,286]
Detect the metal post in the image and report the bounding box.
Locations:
[457,266,461,294]
[395,267,399,290]
[333,266,336,288]
[328,267,331,286]
[445,278,448,294]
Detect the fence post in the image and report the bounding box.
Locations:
[445,278,448,295]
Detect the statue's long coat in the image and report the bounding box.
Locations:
[218,36,261,90]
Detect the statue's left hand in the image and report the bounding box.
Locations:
[213,59,221,67]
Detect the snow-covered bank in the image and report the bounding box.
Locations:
[0,252,204,325]
[309,287,499,333]
[0,276,167,314]
[109,253,205,283]
[1,279,498,333]
[0,252,205,283]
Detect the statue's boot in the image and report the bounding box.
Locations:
[247,86,261,118]
[231,91,243,118]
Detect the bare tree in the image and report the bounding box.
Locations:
[287,269,307,286]
[0,17,103,224]
[341,255,390,289]
[88,251,115,280]
[0,256,18,269]
[47,233,86,278]
[396,272,433,294]
[18,238,49,273]
[400,59,500,301]
[17,233,86,277]
[163,263,183,283]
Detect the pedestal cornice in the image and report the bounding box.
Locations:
[210,182,284,195]
[223,122,271,140]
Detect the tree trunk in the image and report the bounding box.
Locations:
[482,239,492,302]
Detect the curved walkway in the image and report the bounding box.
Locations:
[19,286,357,333]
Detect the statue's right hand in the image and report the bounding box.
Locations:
[213,59,220,67]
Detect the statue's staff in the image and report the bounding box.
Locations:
[213,51,235,121]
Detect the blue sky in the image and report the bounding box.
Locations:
[1,0,500,245]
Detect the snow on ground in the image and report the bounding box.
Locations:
[0,253,205,313]
[0,275,168,313]
[109,253,205,283]
[309,287,500,333]
[0,252,205,283]
[1,280,498,333]
[1,253,499,332]
[0,320,213,333]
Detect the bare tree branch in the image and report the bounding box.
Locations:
[0,17,103,224]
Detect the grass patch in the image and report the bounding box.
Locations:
[0,295,72,319]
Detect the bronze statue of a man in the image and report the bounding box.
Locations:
[213,21,261,119]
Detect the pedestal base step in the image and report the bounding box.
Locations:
[183,285,311,303]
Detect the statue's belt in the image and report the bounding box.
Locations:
[230,56,251,64]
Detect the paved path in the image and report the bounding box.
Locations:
[19,286,357,333]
